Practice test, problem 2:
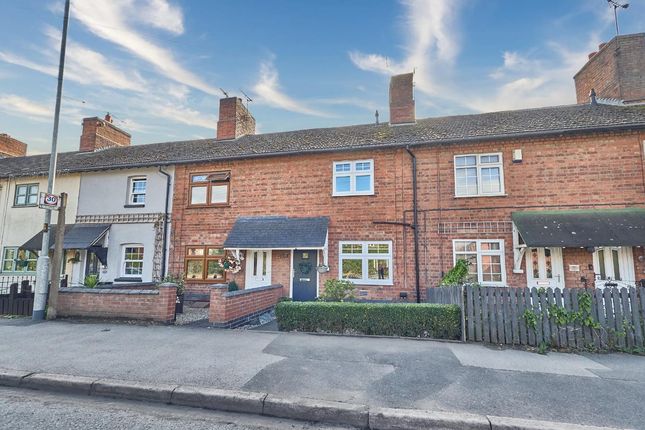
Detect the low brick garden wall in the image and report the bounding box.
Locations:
[58,283,177,323]
[209,284,284,328]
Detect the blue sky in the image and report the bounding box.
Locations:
[0,0,643,155]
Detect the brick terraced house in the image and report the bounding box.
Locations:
[1,33,645,303]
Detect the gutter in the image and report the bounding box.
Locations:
[158,167,171,279]
[405,146,421,304]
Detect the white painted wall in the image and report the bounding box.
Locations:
[77,167,174,215]
[0,174,80,275]
[102,223,157,283]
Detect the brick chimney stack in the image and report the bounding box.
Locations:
[0,133,28,158]
[216,97,256,141]
[574,33,645,105]
[389,72,415,125]
[79,113,131,152]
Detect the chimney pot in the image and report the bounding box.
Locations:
[104,112,113,123]
[389,72,415,126]
[588,51,597,60]
[589,88,597,105]
[598,42,607,50]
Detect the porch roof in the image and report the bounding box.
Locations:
[223,216,329,249]
[512,208,645,247]
[21,223,111,251]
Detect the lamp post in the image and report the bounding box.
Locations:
[33,0,70,320]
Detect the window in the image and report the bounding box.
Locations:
[339,241,392,285]
[122,245,144,276]
[2,247,38,272]
[128,177,147,205]
[453,240,506,285]
[14,184,39,206]
[333,160,374,196]
[454,153,504,197]
[184,246,226,281]
[189,172,230,206]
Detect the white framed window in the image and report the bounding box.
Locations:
[2,247,38,273]
[339,241,392,285]
[14,184,39,206]
[128,176,147,205]
[122,245,144,276]
[453,239,506,286]
[454,153,504,197]
[332,160,374,196]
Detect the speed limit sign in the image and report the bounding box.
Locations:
[39,192,60,210]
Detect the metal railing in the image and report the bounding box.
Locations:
[0,275,36,295]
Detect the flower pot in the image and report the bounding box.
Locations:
[175,293,184,314]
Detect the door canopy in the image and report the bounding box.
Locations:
[223,216,329,249]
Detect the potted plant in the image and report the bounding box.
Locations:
[162,274,185,314]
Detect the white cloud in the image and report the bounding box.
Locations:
[0,94,51,120]
[71,0,219,96]
[349,0,464,95]
[252,57,330,117]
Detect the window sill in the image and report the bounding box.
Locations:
[453,193,507,199]
[341,279,393,286]
[11,204,38,208]
[124,204,145,208]
[332,192,375,197]
[187,204,231,209]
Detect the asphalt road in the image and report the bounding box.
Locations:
[0,387,350,430]
[1,319,644,429]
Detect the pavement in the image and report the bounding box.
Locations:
[1,318,644,429]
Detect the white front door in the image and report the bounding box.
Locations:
[526,247,564,289]
[245,249,272,289]
[592,247,635,289]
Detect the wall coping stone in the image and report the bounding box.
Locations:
[211,284,282,298]
[60,287,159,295]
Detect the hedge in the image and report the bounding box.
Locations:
[275,301,461,339]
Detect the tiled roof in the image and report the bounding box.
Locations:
[223,216,329,249]
[1,103,645,178]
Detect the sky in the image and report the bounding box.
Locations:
[0,0,643,155]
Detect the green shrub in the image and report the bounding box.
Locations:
[161,273,185,295]
[275,301,461,339]
[440,259,471,286]
[83,274,100,288]
[318,279,355,302]
[228,280,239,292]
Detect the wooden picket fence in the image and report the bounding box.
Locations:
[427,285,645,351]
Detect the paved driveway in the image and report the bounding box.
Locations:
[1,319,643,429]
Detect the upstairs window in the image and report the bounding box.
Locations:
[14,184,38,207]
[128,176,147,205]
[333,160,374,196]
[454,153,504,197]
[189,172,230,206]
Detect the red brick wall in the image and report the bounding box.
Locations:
[0,133,27,157]
[79,117,131,152]
[208,283,284,326]
[413,130,645,290]
[574,34,645,104]
[57,284,176,322]
[171,129,645,300]
[170,148,412,300]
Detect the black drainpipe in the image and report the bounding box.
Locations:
[405,146,421,303]
[158,167,171,279]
